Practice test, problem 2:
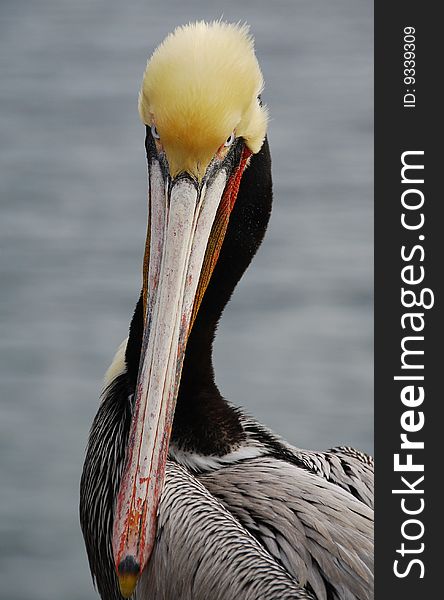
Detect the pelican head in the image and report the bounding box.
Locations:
[139,20,268,179]
[111,21,269,596]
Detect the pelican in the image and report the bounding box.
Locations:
[80,21,374,600]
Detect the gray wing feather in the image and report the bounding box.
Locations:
[283,443,374,509]
[326,447,374,509]
[137,461,315,600]
[199,458,374,600]
[242,418,374,508]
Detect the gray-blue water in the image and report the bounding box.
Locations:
[0,1,372,598]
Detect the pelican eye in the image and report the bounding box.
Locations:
[151,124,160,140]
[224,132,235,147]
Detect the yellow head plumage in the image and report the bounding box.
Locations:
[139,21,268,179]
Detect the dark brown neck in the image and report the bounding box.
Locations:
[126,138,273,456]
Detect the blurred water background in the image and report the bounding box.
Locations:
[0,1,372,598]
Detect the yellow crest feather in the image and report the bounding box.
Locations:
[139,21,268,178]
